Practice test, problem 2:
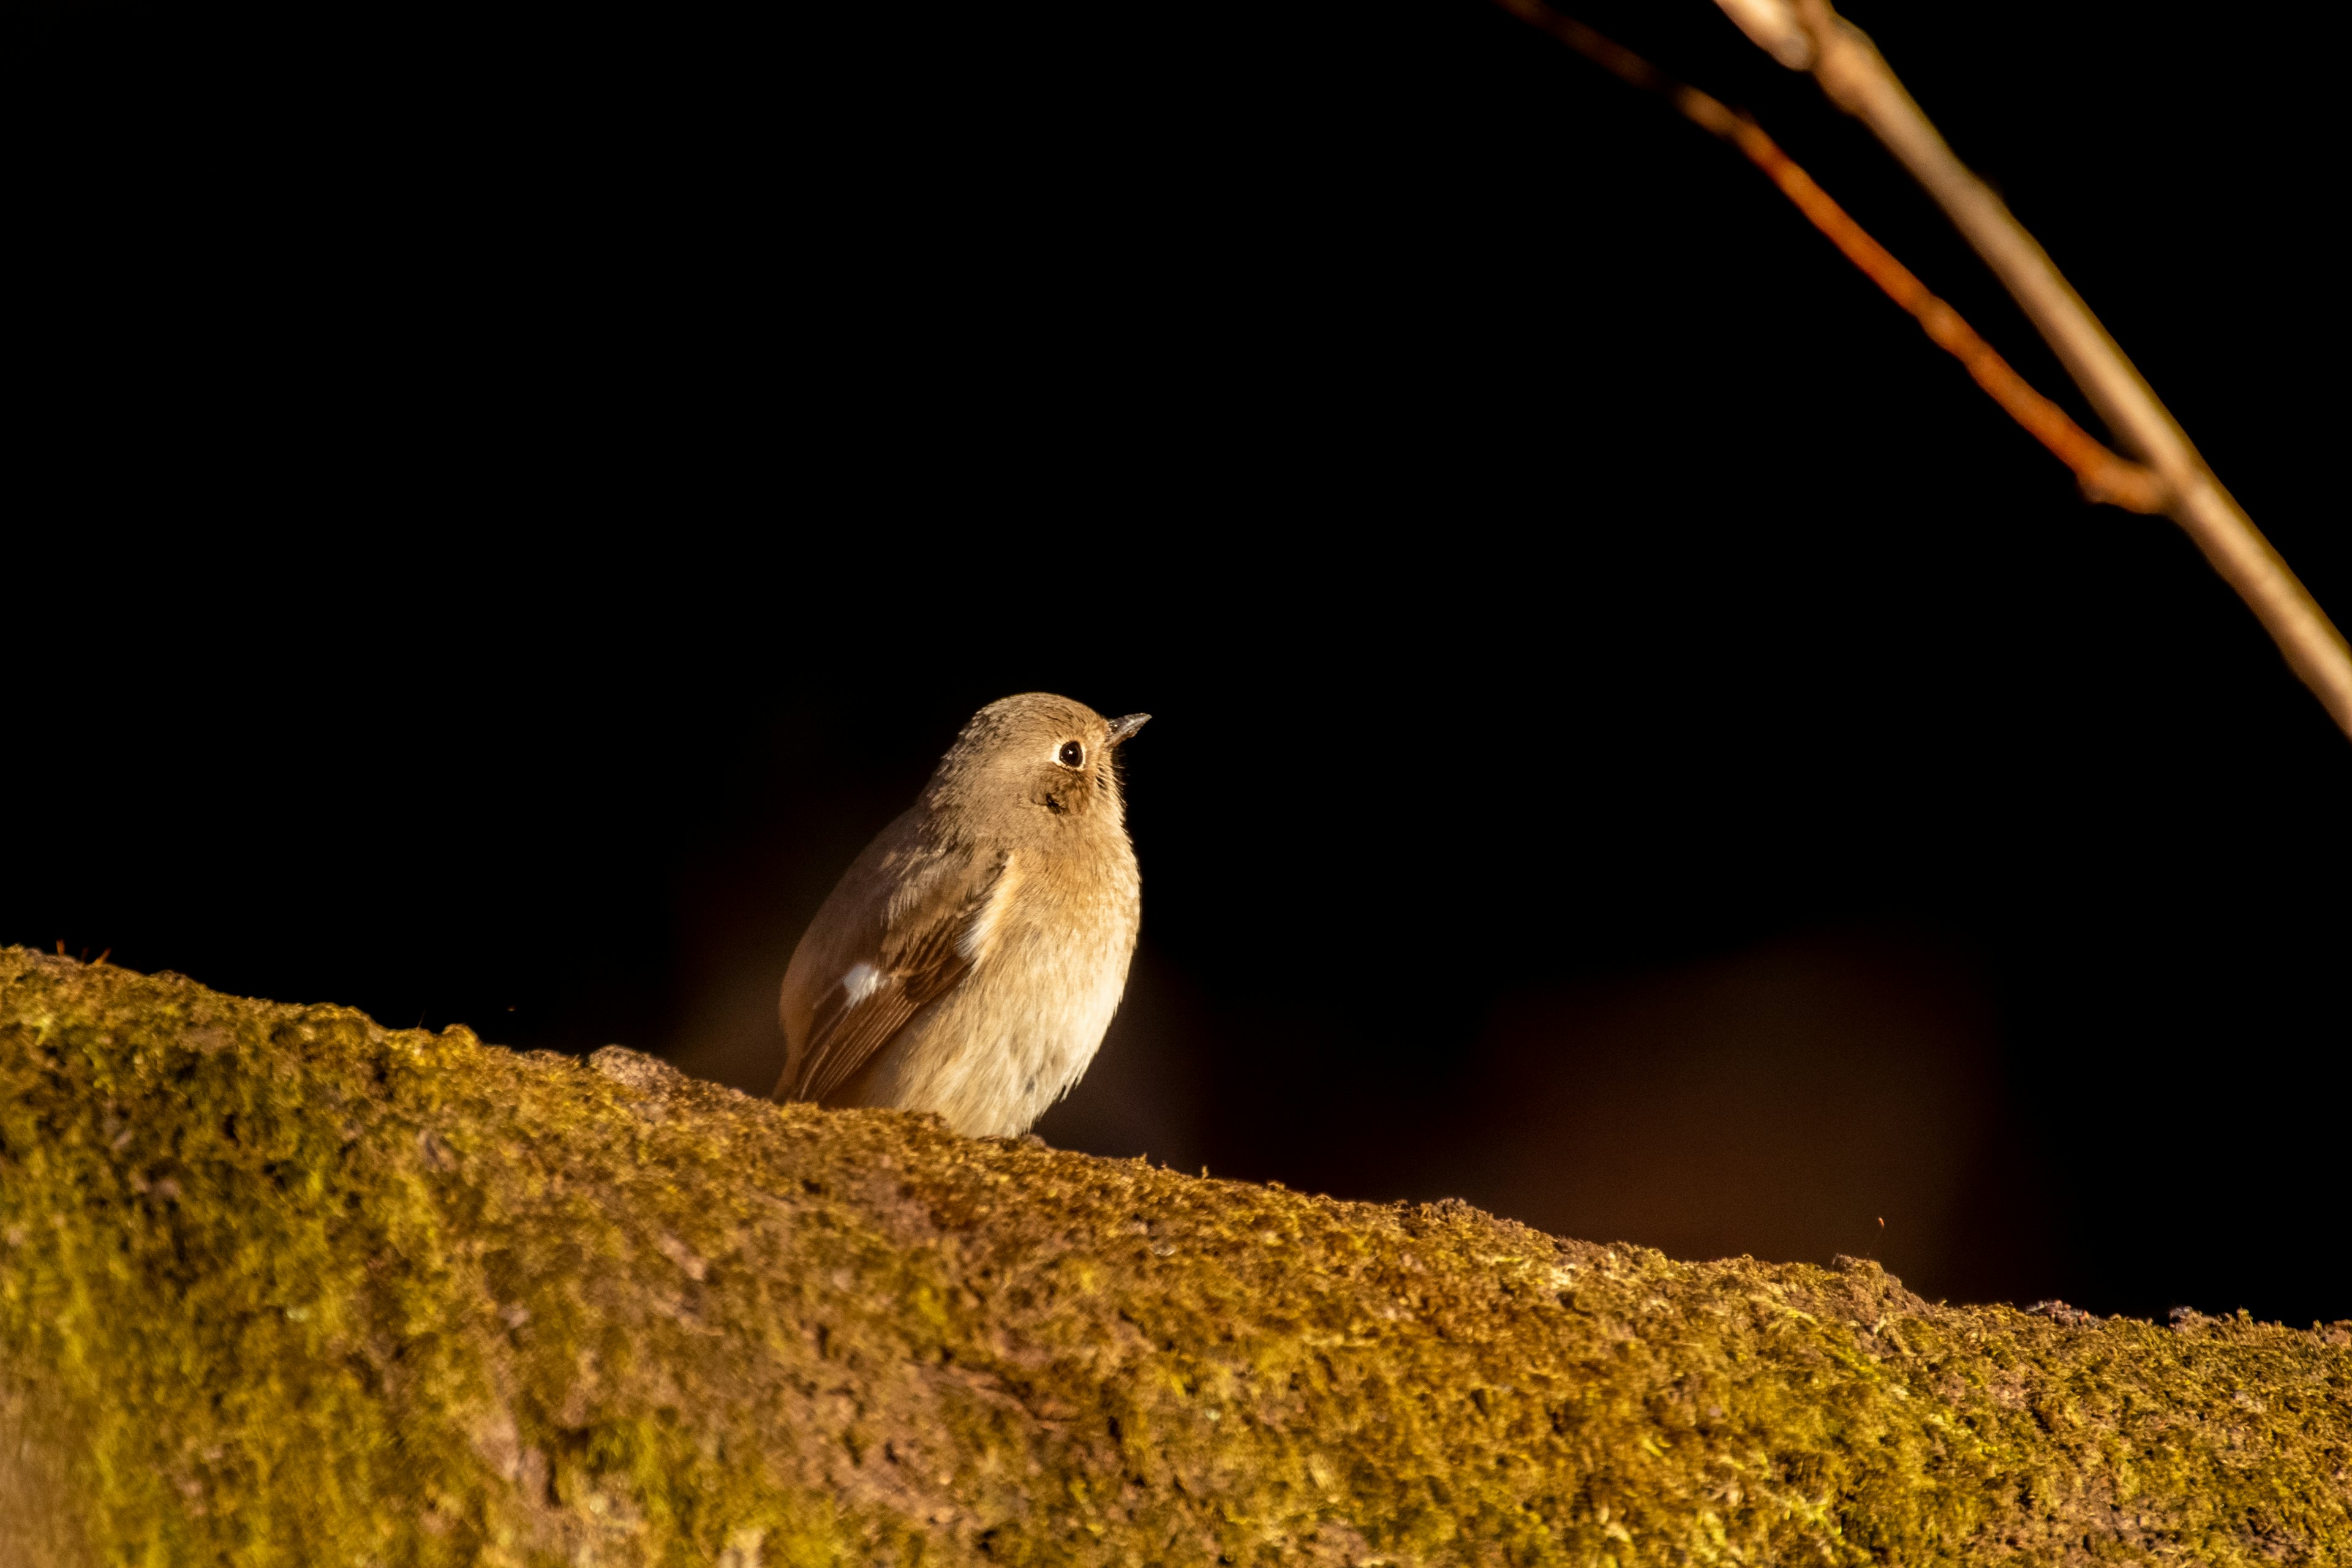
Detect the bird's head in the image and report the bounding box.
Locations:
[927,692,1150,827]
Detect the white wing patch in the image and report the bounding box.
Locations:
[957,852,1022,962]
[840,962,884,1009]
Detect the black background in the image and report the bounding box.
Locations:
[8,0,2346,1324]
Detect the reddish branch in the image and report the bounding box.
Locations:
[1489,0,2163,513]
[1693,105,2164,513]
[1785,0,2352,737]
[1494,0,2352,737]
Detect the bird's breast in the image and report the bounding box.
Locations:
[888,837,1139,1135]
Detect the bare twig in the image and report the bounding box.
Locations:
[1743,0,2352,737]
[1705,115,2162,513]
[1493,0,2165,513]
[1491,0,2165,510]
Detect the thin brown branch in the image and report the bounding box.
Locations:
[1771,0,2352,738]
[1690,98,2166,514]
[1488,0,2166,513]
[1499,0,2352,736]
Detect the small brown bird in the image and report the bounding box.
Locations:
[772,693,1149,1137]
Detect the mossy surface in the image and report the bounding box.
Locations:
[1,947,2346,1566]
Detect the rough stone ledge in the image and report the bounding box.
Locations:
[1,946,2346,1566]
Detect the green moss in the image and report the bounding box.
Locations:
[2,947,2347,1565]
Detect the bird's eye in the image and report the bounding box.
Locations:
[1058,741,1085,767]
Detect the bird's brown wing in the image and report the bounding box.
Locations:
[788,848,1012,1106]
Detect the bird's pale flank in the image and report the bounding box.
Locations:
[773,693,1148,1137]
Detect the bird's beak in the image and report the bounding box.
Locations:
[1106,712,1151,746]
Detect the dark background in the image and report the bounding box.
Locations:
[8,0,2346,1324]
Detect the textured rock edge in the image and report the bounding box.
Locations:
[1,946,2346,1566]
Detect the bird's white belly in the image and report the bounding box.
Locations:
[852,904,1136,1137]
